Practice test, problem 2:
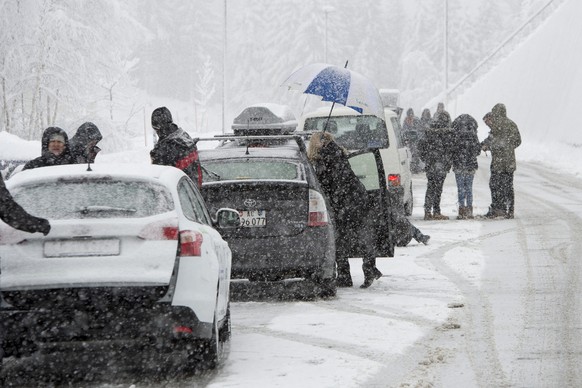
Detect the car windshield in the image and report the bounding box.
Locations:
[12,179,174,219]
[202,159,302,182]
[303,115,389,149]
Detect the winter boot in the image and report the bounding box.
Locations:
[336,258,352,287]
[424,210,433,221]
[432,212,449,220]
[416,234,430,245]
[360,266,383,289]
[466,206,474,219]
[457,206,467,220]
[485,207,506,219]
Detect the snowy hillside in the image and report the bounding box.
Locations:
[450,0,582,177]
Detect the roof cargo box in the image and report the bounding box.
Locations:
[232,103,297,136]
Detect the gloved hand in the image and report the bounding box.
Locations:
[37,218,51,236]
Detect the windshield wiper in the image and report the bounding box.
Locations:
[201,165,221,181]
[77,206,137,214]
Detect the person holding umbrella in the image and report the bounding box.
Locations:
[307,131,382,289]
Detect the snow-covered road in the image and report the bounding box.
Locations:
[210,156,582,388]
[3,156,582,387]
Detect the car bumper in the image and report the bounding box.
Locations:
[226,227,335,280]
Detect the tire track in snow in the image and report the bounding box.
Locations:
[509,165,582,387]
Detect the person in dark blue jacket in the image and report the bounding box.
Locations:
[451,114,482,219]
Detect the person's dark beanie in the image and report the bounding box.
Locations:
[152,107,173,129]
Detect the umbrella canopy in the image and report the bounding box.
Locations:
[282,63,384,119]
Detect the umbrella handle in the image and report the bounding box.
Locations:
[323,102,336,133]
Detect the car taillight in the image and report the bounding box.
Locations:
[308,189,329,227]
[138,221,179,240]
[179,230,203,256]
[388,174,401,187]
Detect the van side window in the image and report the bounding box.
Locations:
[390,117,405,148]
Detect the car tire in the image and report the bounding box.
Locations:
[192,308,230,370]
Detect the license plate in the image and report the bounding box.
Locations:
[44,238,120,257]
[239,210,266,228]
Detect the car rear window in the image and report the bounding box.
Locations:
[202,159,302,181]
[303,115,389,149]
[12,179,174,219]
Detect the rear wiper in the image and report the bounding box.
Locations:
[201,165,221,181]
[77,206,137,214]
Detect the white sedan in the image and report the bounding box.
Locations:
[0,163,239,371]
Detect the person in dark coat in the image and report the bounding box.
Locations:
[0,172,50,360]
[0,173,51,235]
[420,108,432,134]
[451,114,482,219]
[481,103,522,218]
[69,122,102,164]
[418,111,454,220]
[22,127,74,170]
[150,107,202,187]
[402,108,423,174]
[307,131,382,289]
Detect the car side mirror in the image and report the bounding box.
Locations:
[215,208,240,229]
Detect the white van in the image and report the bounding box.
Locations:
[298,106,413,215]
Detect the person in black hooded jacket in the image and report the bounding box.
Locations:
[70,122,102,164]
[307,131,383,289]
[22,127,74,170]
[0,173,51,235]
[150,107,202,187]
[451,114,481,219]
[0,171,50,361]
[418,111,454,220]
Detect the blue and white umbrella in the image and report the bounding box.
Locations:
[282,63,384,119]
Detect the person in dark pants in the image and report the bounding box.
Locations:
[69,122,103,164]
[451,114,482,219]
[481,104,522,218]
[0,172,51,361]
[150,106,202,187]
[418,112,454,220]
[307,131,382,289]
[22,127,75,170]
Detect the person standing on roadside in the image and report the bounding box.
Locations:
[0,172,51,360]
[451,114,481,219]
[402,108,423,173]
[150,107,202,188]
[307,131,383,289]
[418,111,454,220]
[69,122,103,164]
[22,127,75,170]
[481,103,522,219]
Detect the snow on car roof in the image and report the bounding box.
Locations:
[5,163,186,188]
[199,142,302,161]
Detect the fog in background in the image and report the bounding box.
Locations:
[0,0,563,152]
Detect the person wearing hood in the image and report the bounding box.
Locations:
[0,171,51,360]
[481,103,522,219]
[22,127,74,170]
[402,108,423,174]
[418,111,454,220]
[451,114,482,219]
[307,131,383,289]
[150,107,202,188]
[69,122,102,164]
